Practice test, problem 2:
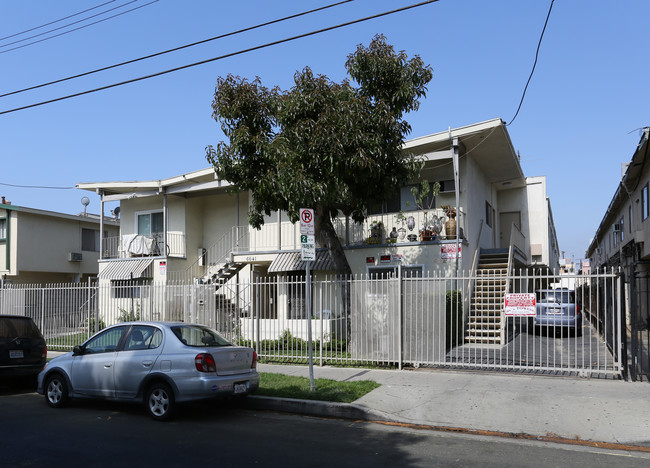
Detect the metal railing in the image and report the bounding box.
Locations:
[102,232,186,259]
[0,269,622,378]
[229,208,466,253]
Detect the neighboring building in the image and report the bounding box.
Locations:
[585,127,650,380]
[77,118,559,344]
[0,198,120,285]
[585,128,650,272]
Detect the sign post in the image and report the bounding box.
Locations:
[299,208,316,392]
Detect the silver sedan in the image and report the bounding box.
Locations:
[37,321,259,420]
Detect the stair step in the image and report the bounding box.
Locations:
[465,337,503,344]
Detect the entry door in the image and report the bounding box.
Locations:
[499,211,521,249]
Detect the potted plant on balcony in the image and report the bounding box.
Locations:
[411,181,440,241]
[442,205,457,239]
[366,220,383,244]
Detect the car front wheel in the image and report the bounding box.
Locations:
[45,374,69,408]
[146,382,175,421]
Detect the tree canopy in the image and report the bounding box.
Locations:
[206,34,433,275]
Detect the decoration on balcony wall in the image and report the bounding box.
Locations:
[407,216,415,231]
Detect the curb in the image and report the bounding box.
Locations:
[242,396,650,454]
[242,395,394,422]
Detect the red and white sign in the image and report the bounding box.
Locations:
[299,208,314,235]
[504,293,536,316]
[159,261,167,276]
[441,245,462,260]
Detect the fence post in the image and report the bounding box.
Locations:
[617,271,626,378]
[319,282,323,367]
[398,264,402,371]
[40,287,45,333]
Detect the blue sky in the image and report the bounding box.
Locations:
[1,0,648,260]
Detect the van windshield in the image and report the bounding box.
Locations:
[538,291,574,304]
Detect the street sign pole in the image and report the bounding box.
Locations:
[305,260,315,392]
[299,208,316,392]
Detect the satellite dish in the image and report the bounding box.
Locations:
[114,207,120,218]
[81,196,90,216]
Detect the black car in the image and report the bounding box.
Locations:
[0,315,47,385]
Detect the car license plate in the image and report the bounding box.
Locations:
[9,350,24,359]
[234,383,248,394]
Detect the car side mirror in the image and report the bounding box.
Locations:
[73,345,83,355]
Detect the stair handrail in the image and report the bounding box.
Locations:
[465,219,484,321]
[173,227,248,282]
[501,228,516,344]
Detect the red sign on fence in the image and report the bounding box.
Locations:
[504,293,536,316]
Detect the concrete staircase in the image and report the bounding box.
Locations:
[465,249,510,345]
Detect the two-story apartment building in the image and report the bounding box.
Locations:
[77,118,559,345]
[0,199,119,285]
[585,127,650,379]
[78,118,558,279]
[586,128,650,271]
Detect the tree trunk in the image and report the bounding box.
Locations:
[315,205,351,276]
[315,205,352,339]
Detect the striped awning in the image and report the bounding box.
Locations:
[268,251,334,273]
[98,258,154,280]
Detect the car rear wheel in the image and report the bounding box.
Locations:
[45,374,69,408]
[146,382,175,421]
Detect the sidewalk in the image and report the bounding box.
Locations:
[251,363,650,448]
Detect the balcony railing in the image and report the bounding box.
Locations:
[102,232,186,259]
[231,208,465,254]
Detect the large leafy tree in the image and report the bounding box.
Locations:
[206,35,433,276]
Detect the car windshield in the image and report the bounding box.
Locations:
[170,325,231,347]
[538,291,574,304]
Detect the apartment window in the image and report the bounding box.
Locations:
[620,216,624,243]
[82,228,100,251]
[629,205,633,233]
[137,211,164,237]
[368,265,424,279]
[0,218,6,240]
[643,184,649,221]
[485,201,494,228]
[368,181,439,215]
[112,279,148,299]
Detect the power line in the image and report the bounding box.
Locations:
[0,0,439,116]
[0,181,74,190]
[0,0,354,99]
[0,0,159,55]
[0,0,117,42]
[507,0,555,127]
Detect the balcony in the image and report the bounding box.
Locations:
[102,232,186,259]
[232,208,465,254]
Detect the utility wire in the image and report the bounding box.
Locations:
[507,0,555,126]
[0,0,159,55]
[0,0,439,116]
[0,181,74,190]
[0,0,354,99]
[0,0,117,42]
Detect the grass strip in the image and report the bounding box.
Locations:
[256,372,380,403]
